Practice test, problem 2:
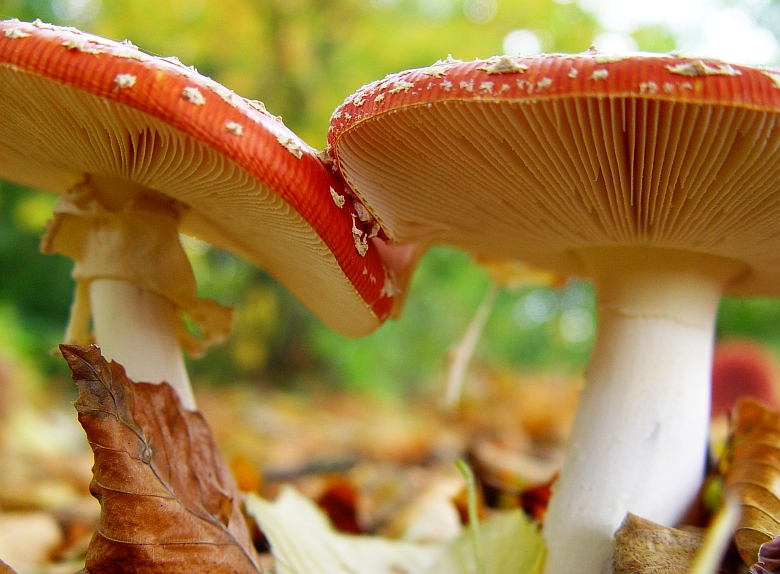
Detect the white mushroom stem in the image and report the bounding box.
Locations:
[90,279,195,410]
[542,248,746,574]
[41,180,233,413]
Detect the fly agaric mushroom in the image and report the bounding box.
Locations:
[0,19,396,410]
[711,339,778,417]
[327,51,780,573]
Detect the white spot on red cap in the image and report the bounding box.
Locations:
[210,84,238,107]
[31,19,58,30]
[591,69,608,81]
[330,187,346,208]
[113,74,137,89]
[317,147,334,165]
[351,214,369,257]
[353,200,373,225]
[61,37,105,54]
[478,56,528,75]
[380,267,399,298]
[666,60,741,77]
[182,87,206,106]
[225,122,243,136]
[536,77,553,90]
[114,47,147,61]
[278,134,303,158]
[764,72,780,90]
[389,80,415,94]
[4,27,30,39]
[423,65,449,78]
[639,81,658,95]
[593,53,625,64]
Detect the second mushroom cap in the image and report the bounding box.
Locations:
[327,51,780,574]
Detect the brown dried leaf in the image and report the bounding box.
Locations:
[0,559,18,574]
[60,344,261,573]
[613,513,703,574]
[724,399,780,567]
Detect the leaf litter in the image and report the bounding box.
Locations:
[0,343,571,572]
[61,343,262,573]
[10,343,780,573]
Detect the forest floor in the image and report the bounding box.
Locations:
[0,358,580,573]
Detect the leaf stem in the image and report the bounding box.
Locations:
[689,498,740,574]
[456,458,485,574]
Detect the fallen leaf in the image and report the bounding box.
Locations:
[383,469,464,543]
[60,344,261,573]
[613,513,703,574]
[247,485,443,573]
[428,504,545,574]
[724,398,780,567]
[0,559,17,574]
[245,484,545,574]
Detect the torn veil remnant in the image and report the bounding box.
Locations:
[328,50,780,574]
[0,19,396,409]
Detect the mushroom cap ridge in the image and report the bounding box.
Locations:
[329,52,780,297]
[0,19,393,335]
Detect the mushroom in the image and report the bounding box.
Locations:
[0,19,396,411]
[326,52,780,573]
[711,338,778,417]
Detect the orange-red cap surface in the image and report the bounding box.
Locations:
[0,19,395,335]
[329,52,780,297]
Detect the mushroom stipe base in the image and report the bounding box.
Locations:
[544,247,746,574]
[90,279,195,411]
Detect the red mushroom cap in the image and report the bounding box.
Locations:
[712,339,778,417]
[328,52,780,299]
[0,19,395,336]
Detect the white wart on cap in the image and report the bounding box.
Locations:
[328,51,780,574]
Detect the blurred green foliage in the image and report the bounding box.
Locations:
[717,298,780,353]
[1,0,778,398]
[0,183,73,374]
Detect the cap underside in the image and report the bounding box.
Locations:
[335,94,780,297]
[0,60,383,336]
